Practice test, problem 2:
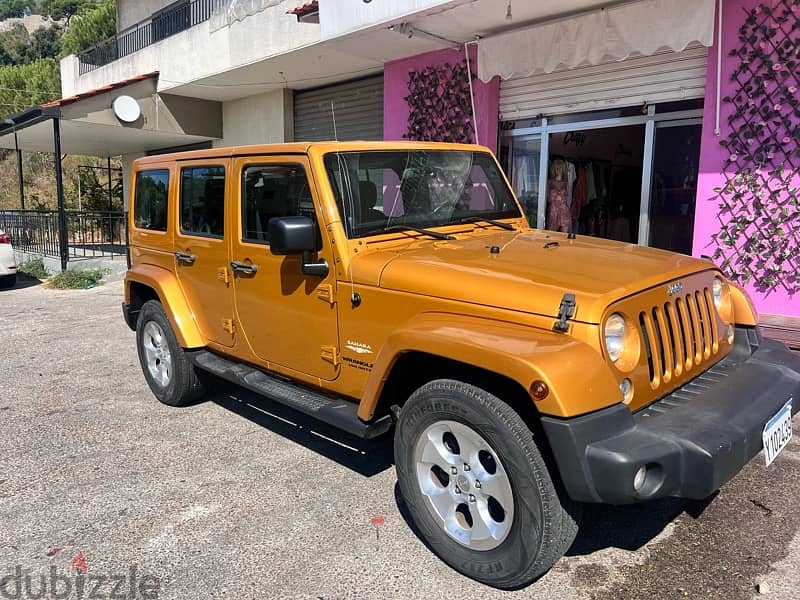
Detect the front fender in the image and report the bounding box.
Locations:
[357,313,621,420]
[730,282,759,326]
[125,264,206,348]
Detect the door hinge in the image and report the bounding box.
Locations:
[221,318,236,334]
[317,284,336,305]
[217,266,230,285]
[320,345,340,366]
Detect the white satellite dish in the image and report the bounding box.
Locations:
[112,95,142,123]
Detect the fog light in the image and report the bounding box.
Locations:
[620,378,633,403]
[633,466,647,492]
[727,323,735,344]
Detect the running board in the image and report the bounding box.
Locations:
[189,350,392,440]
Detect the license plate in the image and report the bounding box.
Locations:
[762,399,793,467]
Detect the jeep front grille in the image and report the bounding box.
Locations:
[638,287,720,390]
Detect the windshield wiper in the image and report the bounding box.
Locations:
[378,224,456,240]
[457,216,516,231]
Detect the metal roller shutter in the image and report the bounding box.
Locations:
[294,76,384,142]
[499,45,708,120]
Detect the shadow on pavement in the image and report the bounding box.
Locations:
[1,274,41,290]
[209,385,394,477]
[567,494,715,555]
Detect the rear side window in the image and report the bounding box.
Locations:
[133,169,169,231]
[180,166,226,237]
[241,164,314,244]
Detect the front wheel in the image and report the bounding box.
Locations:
[136,300,207,407]
[394,379,580,589]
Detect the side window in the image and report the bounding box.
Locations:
[133,169,169,231]
[241,164,314,244]
[180,166,226,237]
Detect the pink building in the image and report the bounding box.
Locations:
[382,0,798,342]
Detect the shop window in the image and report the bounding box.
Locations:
[133,169,169,231]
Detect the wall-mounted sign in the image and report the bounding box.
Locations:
[112,95,142,123]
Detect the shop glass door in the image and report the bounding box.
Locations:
[647,120,702,254]
[507,135,543,227]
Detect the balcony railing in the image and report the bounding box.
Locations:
[77,0,228,75]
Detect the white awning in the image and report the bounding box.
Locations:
[477,0,716,82]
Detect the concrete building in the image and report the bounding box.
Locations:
[1,0,797,334]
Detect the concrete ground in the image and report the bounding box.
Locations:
[1,276,799,600]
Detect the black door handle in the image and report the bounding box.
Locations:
[175,251,196,264]
[230,260,258,274]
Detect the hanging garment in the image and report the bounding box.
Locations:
[566,161,577,208]
[572,165,588,220]
[547,180,571,231]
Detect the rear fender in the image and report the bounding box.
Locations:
[125,264,206,348]
[357,313,620,420]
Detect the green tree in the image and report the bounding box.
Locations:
[0,0,29,20]
[0,58,60,113]
[38,0,92,25]
[26,23,61,60]
[0,22,31,66]
[60,0,113,56]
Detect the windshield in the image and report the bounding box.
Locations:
[323,150,522,238]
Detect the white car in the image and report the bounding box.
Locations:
[0,229,17,288]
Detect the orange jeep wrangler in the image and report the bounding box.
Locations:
[122,141,799,589]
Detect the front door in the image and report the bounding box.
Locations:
[173,159,235,347]
[230,156,339,381]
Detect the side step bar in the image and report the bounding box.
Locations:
[189,350,392,440]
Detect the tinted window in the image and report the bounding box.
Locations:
[323,151,521,238]
[133,169,169,231]
[180,166,226,237]
[241,164,314,244]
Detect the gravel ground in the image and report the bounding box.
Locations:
[1,276,799,600]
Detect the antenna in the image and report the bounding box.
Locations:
[330,99,338,141]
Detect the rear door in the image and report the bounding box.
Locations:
[230,155,339,380]
[173,159,235,348]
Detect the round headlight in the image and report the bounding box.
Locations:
[712,276,733,322]
[604,313,627,363]
[604,312,640,371]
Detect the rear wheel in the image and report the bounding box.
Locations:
[136,300,206,406]
[0,274,16,288]
[394,379,580,589]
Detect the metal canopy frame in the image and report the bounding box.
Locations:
[3,106,71,271]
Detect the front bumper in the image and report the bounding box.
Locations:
[542,327,800,504]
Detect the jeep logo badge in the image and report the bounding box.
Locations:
[667,282,684,296]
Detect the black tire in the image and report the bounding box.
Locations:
[394,379,581,589]
[136,300,206,407]
[0,274,16,288]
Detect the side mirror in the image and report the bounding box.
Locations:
[268,216,315,255]
[267,216,329,278]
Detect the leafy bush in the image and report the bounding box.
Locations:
[17,257,50,279]
[48,267,106,289]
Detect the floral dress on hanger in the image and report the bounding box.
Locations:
[547,180,571,231]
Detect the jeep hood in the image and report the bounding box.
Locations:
[352,230,712,324]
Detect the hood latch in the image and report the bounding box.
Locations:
[553,293,576,333]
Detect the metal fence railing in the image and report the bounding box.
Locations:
[0,210,128,260]
[78,0,227,74]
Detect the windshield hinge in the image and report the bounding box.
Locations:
[553,293,576,333]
